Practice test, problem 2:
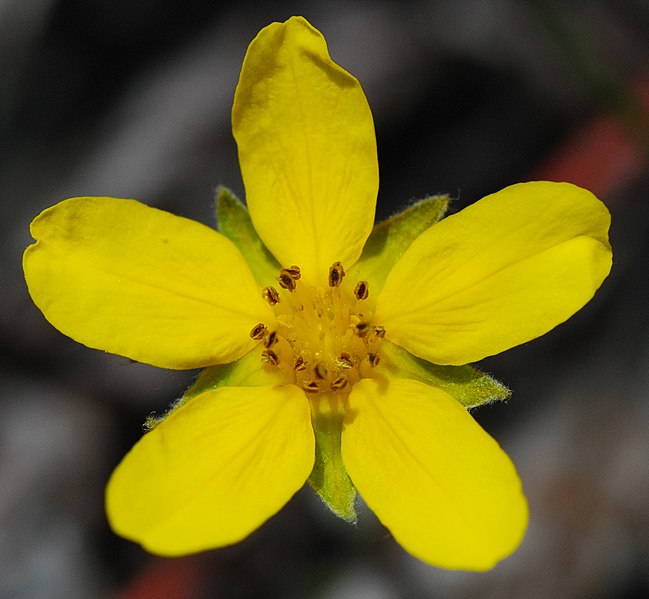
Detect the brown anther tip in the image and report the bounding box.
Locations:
[338,353,354,368]
[278,266,300,291]
[262,286,280,305]
[302,380,321,394]
[373,325,386,339]
[261,349,280,366]
[250,323,267,340]
[368,353,381,367]
[328,261,345,287]
[278,271,296,291]
[263,330,278,348]
[354,322,370,337]
[294,356,307,371]
[314,362,328,380]
[330,376,348,390]
[354,280,369,300]
[284,265,301,280]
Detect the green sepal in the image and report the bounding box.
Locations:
[144,348,283,430]
[353,194,450,293]
[216,186,280,286]
[308,408,357,523]
[381,340,510,409]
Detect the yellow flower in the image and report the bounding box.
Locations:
[22,17,612,571]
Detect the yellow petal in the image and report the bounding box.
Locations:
[24,197,272,369]
[106,384,314,555]
[342,378,528,570]
[233,16,378,283]
[376,182,612,365]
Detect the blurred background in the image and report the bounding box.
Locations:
[2,0,648,597]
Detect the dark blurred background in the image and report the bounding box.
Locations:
[2,1,649,598]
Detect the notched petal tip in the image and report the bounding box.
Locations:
[233,16,378,281]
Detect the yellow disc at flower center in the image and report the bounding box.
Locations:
[250,263,385,395]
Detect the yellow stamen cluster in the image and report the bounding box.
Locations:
[250,262,385,396]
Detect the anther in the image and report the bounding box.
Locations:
[283,265,301,280]
[354,280,369,300]
[263,330,278,348]
[354,322,371,337]
[338,353,354,369]
[368,353,381,367]
[262,286,280,306]
[328,261,345,287]
[278,269,297,292]
[373,325,386,339]
[330,376,348,390]
[250,323,267,340]
[261,349,280,366]
[294,356,307,371]
[302,380,321,394]
[314,362,328,380]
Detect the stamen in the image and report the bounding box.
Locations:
[261,349,280,365]
[314,362,328,380]
[250,323,267,340]
[330,376,348,390]
[263,330,278,348]
[328,261,345,287]
[284,265,301,280]
[354,322,371,338]
[278,269,297,291]
[354,280,369,300]
[338,353,354,369]
[262,286,280,306]
[302,380,321,394]
[255,260,384,396]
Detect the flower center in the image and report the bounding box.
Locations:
[250,262,385,396]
